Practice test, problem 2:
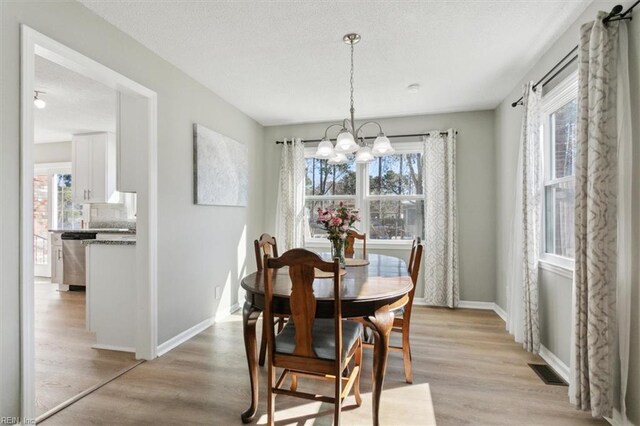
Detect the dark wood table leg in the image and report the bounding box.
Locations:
[364,305,395,426]
[241,301,261,423]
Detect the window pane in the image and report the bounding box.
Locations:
[305,158,356,196]
[305,199,356,238]
[368,199,424,240]
[550,98,577,179]
[33,175,49,265]
[369,153,423,195]
[55,174,83,229]
[545,180,575,258]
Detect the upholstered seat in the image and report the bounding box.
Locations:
[276,319,363,363]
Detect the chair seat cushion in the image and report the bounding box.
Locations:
[275,319,362,361]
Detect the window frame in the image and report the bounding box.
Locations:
[539,71,578,271]
[304,140,425,249]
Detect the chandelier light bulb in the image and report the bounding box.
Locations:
[355,146,375,163]
[314,138,335,159]
[334,130,358,153]
[372,133,394,156]
[328,153,349,165]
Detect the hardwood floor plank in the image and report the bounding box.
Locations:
[42,307,605,425]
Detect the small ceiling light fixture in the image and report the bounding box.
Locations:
[33,91,46,109]
[407,83,420,94]
[314,33,394,162]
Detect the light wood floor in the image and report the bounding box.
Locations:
[41,307,606,425]
[35,278,137,417]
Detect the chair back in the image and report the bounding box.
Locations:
[407,237,421,273]
[344,230,367,259]
[254,233,278,271]
[263,248,343,364]
[404,241,423,320]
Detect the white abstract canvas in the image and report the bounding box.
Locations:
[193,124,248,206]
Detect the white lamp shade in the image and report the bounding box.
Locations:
[314,139,335,158]
[334,130,359,153]
[328,153,349,165]
[34,98,46,109]
[354,146,375,163]
[372,134,394,155]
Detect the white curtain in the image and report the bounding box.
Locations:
[521,82,542,354]
[275,138,305,251]
[571,12,631,420]
[423,129,459,308]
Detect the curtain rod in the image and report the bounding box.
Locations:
[511,2,637,108]
[275,131,457,144]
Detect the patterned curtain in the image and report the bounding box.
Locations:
[275,138,305,251]
[423,129,459,308]
[520,82,541,354]
[572,12,623,419]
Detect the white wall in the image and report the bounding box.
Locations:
[494,0,640,421]
[33,141,71,163]
[263,110,496,302]
[1,0,264,417]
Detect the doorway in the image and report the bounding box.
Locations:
[21,25,158,421]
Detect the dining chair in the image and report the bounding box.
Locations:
[254,233,286,367]
[263,248,363,425]
[362,237,423,384]
[344,230,366,259]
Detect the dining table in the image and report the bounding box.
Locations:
[240,252,412,426]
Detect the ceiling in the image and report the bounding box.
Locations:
[79,1,590,126]
[34,55,115,143]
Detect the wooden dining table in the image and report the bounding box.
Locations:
[240,253,412,426]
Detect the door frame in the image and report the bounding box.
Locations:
[20,25,158,419]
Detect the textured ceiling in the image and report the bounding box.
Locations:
[79,0,590,126]
[34,56,115,143]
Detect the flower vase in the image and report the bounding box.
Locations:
[329,237,345,268]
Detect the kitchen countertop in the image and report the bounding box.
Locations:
[49,228,136,234]
[82,239,136,246]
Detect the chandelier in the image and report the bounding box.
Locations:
[314,33,394,164]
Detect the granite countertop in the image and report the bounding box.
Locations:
[49,228,136,234]
[82,239,136,246]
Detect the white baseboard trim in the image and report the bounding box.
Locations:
[157,302,242,357]
[493,304,507,322]
[605,409,636,426]
[539,345,570,384]
[157,316,214,357]
[92,344,135,353]
[457,300,495,310]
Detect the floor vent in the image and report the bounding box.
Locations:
[529,363,567,386]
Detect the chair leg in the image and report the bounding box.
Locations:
[267,361,275,425]
[259,319,268,367]
[402,326,413,384]
[354,339,362,407]
[276,316,285,333]
[290,374,298,392]
[334,375,342,426]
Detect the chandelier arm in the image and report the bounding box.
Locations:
[342,118,354,132]
[355,121,384,138]
[323,123,345,140]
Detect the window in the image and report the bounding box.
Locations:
[305,142,425,244]
[54,173,83,229]
[541,72,578,264]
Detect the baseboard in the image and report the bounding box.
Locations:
[539,345,570,384]
[157,303,242,357]
[92,344,135,353]
[493,303,507,322]
[157,316,214,357]
[457,300,495,310]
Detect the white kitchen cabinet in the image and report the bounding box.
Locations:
[72,132,117,203]
[50,233,63,285]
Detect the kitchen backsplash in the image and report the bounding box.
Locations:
[83,192,137,229]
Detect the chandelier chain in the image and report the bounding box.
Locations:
[350,42,354,115]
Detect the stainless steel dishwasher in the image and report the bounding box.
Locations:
[61,232,97,289]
